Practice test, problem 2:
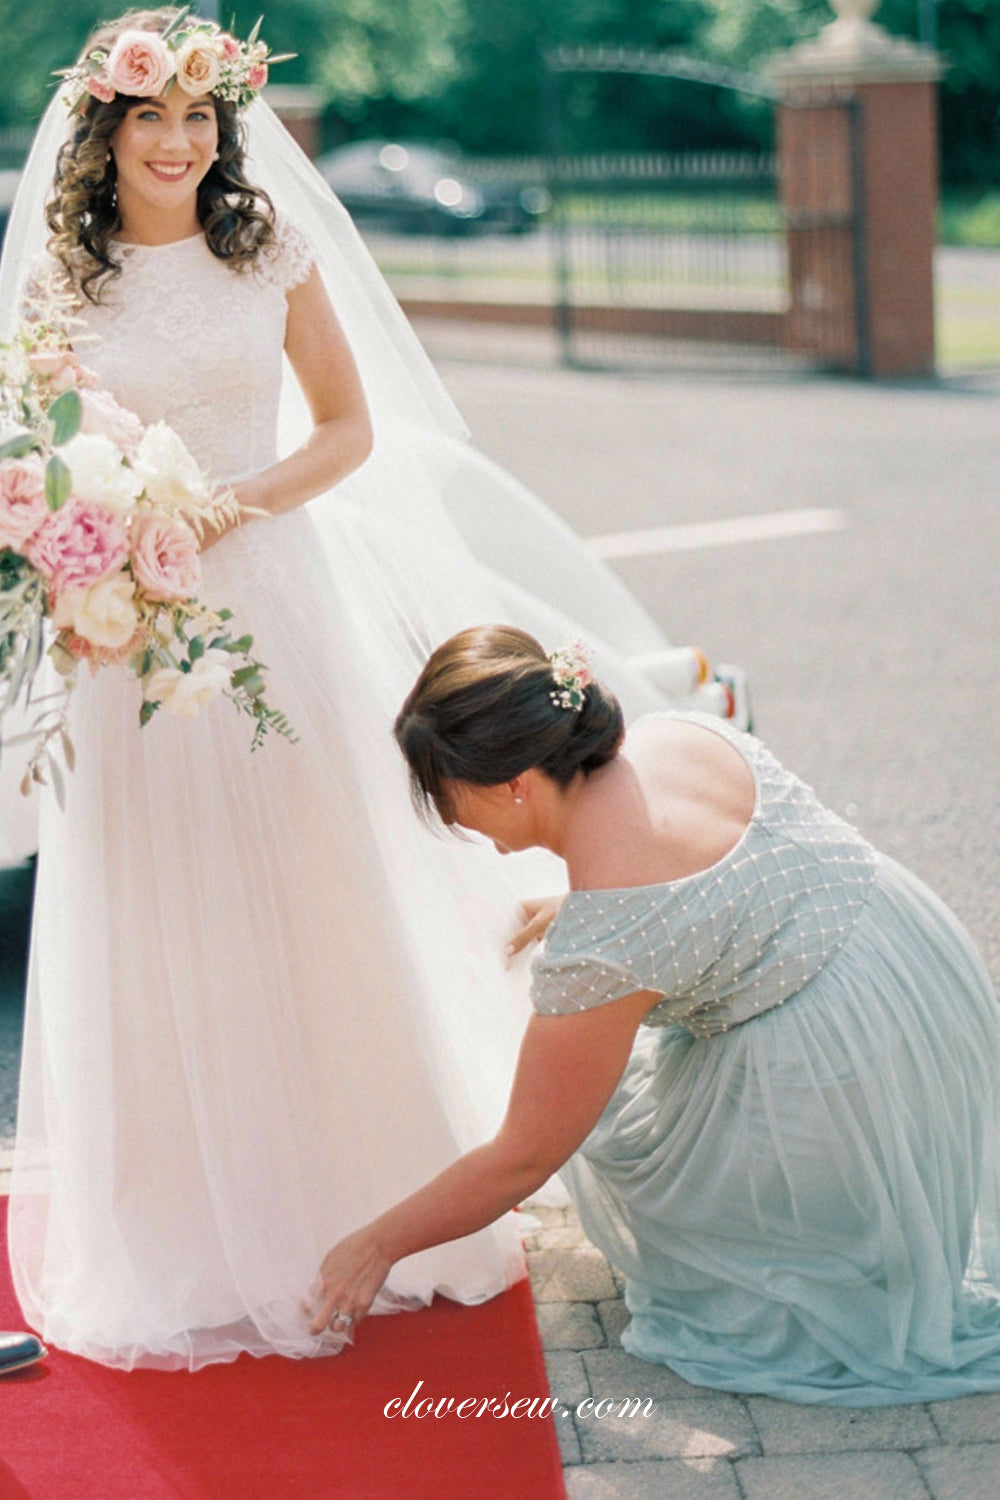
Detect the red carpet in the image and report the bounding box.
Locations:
[0,1200,566,1499]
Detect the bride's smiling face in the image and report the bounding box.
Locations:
[110,88,219,227]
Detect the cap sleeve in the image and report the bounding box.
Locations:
[258,215,316,294]
[530,950,641,1017]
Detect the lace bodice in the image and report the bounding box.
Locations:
[531,715,879,1037]
[67,219,314,482]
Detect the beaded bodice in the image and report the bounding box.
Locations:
[67,219,313,483]
[531,715,878,1037]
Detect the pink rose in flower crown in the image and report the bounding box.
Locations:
[25,499,129,597]
[175,36,222,96]
[85,72,116,105]
[220,35,241,61]
[129,511,201,602]
[0,456,49,552]
[247,64,268,92]
[106,30,175,97]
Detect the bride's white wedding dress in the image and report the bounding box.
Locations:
[5,205,735,1369]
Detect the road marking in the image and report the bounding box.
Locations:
[589,507,848,559]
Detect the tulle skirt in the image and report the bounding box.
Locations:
[8,472,699,1370]
[561,856,1000,1404]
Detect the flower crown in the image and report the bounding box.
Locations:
[548,641,593,712]
[59,9,293,115]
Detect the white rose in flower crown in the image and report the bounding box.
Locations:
[144,651,232,719]
[174,35,223,96]
[52,570,139,651]
[59,432,143,515]
[134,422,213,515]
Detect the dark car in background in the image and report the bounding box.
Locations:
[316,141,548,236]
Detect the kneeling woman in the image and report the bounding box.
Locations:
[312,626,1000,1406]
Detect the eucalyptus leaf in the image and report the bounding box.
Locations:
[188,636,205,662]
[45,453,72,511]
[139,700,158,727]
[0,431,42,461]
[49,388,83,447]
[48,752,66,811]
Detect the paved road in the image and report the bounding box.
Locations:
[3,334,998,1497]
[419,333,1000,1499]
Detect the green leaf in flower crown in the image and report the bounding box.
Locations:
[139,700,159,727]
[49,388,82,447]
[45,453,72,511]
[160,5,191,43]
[0,431,42,462]
[188,635,205,662]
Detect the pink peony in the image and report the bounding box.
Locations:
[25,499,129,597]
[106,30,175,98]
[85,71,116,104]
[0,457,49,552]
[129,511,201,602]
[220,35,241,61]
[80,387,146,456]
[246,64,268,92]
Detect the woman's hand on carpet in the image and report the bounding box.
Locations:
[310,1227,392,1337]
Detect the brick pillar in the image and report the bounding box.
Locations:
[261,85,325,161]
[771,2,941,378]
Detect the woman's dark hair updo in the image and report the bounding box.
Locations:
[394,625,624,825]
[46,8,276,303]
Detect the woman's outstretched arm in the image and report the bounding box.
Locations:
[310,987,656,1335]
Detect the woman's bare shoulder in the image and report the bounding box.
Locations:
[568,715,756,893]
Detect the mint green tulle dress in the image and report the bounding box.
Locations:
[531,716,1000,1405]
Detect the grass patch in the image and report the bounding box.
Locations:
[939,191,1000,249]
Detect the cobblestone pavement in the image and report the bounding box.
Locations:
[522,1200,999,1499]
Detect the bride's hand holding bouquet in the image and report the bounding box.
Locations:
[0,266,295,798]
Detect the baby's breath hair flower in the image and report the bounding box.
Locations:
[548,640,593,712]
[58,8,294,115]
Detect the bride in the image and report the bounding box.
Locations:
[0,8,744,1370]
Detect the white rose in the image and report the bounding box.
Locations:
[52,572,139,650]
[134,422,214,515]
[174,36,223,96]
[144,650,231,719]
[59,432,143,515]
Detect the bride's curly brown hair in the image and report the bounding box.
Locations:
[46,7,277,304]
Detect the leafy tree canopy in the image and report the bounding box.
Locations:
[0,2,995,184]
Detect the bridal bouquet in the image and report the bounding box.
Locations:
[0,266,295,800]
